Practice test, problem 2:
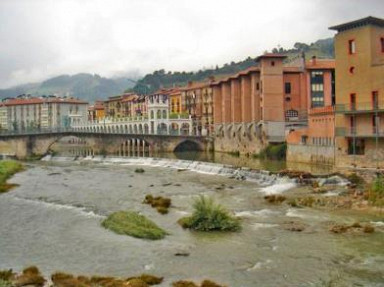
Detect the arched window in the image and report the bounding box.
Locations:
[285,109,299,121]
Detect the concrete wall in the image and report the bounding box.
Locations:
[287,143,335,165]
[214,123,265,155]
[336,138,384,168]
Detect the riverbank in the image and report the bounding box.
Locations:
[0,266,226,287]
[0,161,23,193]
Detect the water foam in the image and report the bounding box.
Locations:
[43,155,296,192]
[235,209,280,218]
[12,196,105,219]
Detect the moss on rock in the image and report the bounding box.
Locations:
[102,211,167,240]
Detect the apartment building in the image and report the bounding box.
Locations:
[180,81,214,136]
[330,16,384,168]
[0,96,88,131]
[286,59,336,165]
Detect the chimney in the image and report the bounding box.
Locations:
[312,56,317,65]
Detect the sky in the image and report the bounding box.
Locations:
[0,0,383,88]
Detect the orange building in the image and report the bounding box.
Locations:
[180,81,214,135]
[330,16,384,168]
[212,54,317,154]
[286,58,336,165]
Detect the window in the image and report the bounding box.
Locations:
[350,93,356,110]
[349,66,355,74]
[285,82,291,94]
[350,116,356,134]
[372,115,378,134]
[348,139,365,155]
[372,91,379,109]
[310,71,324,107]
[331,70,335,106]
[285,109,298,121]
[348,39,356,54]
[381,37,384,53]
[271,61,275,66]
[256,82,260,90]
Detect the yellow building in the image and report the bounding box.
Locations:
[88,101,105,121]
[330,16,384,168]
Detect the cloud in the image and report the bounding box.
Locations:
[0,0,383,88]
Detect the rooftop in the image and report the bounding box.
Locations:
[1,97,88,106]
[329,16,384,32]
[255,53,287,61]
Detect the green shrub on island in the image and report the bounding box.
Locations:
[0,161,23,193]
[102,211,167,240]
[367,175,384,207]
[135,168,145,173]
[178,196,241,232]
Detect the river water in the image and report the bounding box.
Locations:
[0,155,383,286]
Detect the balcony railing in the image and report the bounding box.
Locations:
[335,127,384,138]
[335,102,384,114]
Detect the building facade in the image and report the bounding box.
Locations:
[0,96,88,131]
[286,59,336,165]
[212,54,314,155]
[330,16,384,168]
[88,101,105,121]
[181,82,208,136]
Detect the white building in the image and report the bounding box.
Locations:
[0,96,88,132]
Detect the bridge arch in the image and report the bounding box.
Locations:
[174,139,203,152]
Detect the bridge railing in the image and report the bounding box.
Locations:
[0,128,76,136]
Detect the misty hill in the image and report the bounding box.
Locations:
[0,73,136,103]
[133,38,334,94]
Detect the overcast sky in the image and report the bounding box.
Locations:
[0,0,383,88]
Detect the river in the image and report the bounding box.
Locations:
[0,154,383,286]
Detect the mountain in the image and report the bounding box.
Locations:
[0,73,137,103]
[133,38,334,94]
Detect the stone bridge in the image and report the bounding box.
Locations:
[0,131,214,159]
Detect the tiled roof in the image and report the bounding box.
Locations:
[1,97,88,106]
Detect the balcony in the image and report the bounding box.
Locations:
[335,127,384,138]
[335,102,384,114]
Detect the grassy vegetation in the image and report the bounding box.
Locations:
[367,175,384,207]
[254,143,287,160]
[102,211,167,240]
[0,161,23,193]
[178,196,241,232]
